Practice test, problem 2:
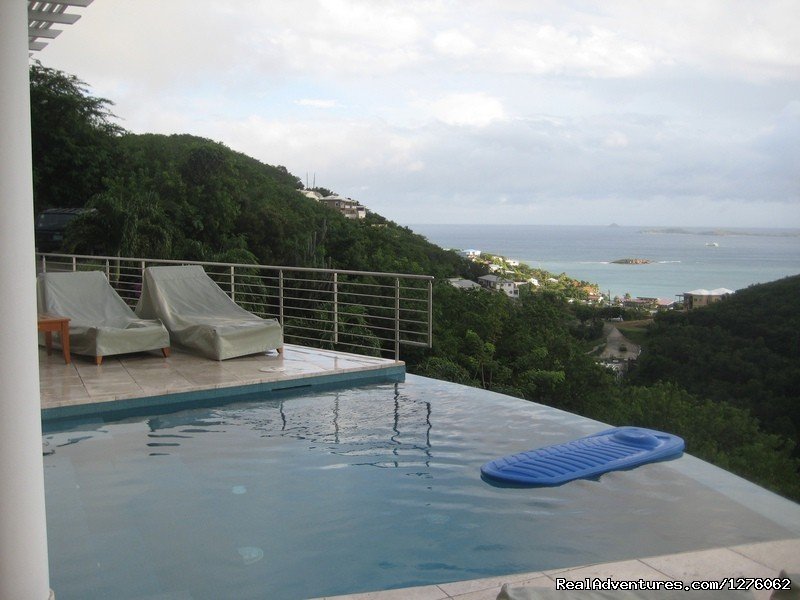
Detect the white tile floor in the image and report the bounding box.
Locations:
[317,538,800,600]
[39,344,402,410]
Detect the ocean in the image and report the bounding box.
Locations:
[407,224,800,300]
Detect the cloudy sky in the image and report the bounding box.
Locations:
[37,0,799,227]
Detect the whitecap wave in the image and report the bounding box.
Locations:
[238,547,264,565]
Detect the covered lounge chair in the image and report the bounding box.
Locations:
[37,271,170,365]
[136,265,283,360]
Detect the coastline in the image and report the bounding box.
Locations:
[407,224,800,300]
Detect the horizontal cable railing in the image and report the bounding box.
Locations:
[36,253,434,360]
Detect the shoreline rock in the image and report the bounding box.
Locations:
[611,258,651,265]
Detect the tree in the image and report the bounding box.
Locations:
[461,329,500,388]
[66,175,172,259]
[29,62,124,212]
[180,144,242,248]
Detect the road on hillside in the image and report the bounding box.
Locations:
[599,323,640,360]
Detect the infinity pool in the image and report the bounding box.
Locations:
[43,375,800,599]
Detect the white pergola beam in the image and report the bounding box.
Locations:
[47,0,93,6]
[48,0,93,6]
[29,27,61,38]
[28,1,93,54]
[28,10,81,25]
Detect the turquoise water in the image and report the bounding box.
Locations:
[43,376,800,599]
[409,224,800,299]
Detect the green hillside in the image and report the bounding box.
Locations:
[631,275,800,445]
[573,275,800,500]
[31,63,474,278]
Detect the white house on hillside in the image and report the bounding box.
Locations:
[300,189,323,201]
[298,190,368,219]
[457,249,482,259]
[447,278,481,290]
[478,274,518,298]
[320,195,367,219]
[682,288,734,309]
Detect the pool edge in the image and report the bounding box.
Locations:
[41,363,405,423]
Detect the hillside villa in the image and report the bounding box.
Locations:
[447,277,481,290]
[478,274,519,298]
[681,288,734,310]
[623,296,677,312]
[300,189,367,219]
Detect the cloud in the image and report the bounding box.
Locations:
[427,93,506,127]
[204,115,429,178]
[433,30,477,58]
[603,131,629,148]
[254,0,426,76]
[589,1,800,82]
[477,23,664,78]
[296,99,339,109]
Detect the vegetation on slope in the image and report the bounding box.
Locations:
[408,285,613,413]
[408,283,800,500]
[630,275,800,456]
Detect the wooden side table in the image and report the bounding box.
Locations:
[37,313,71,364]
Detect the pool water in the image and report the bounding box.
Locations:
[43,375,800,599]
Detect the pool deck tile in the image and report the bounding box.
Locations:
[311,584,450,600]
[547,558,670,581]
[322,538,800,600]
[640,546,776,581]
[39,344,403,416]
[732,538,800,572]
[437,572,547,597]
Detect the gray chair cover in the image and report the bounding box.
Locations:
[37,271,170,362]
[136,265,283,360]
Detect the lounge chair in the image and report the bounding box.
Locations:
[37,271,170,365]
[135,265,283,360]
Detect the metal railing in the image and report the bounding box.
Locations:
[36,253,434,360]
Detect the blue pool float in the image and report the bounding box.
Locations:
[481,426,684,486]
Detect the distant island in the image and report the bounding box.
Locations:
[640,227,799,238]
[612,258,651,265]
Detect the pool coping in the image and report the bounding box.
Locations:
[41,359,405,423]
[316,538,800,600]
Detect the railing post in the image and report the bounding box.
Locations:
[395,278,401,361]
[40,254,46,273]
[71,255,76,272]
[427,279,433,348]
[230,265,235,302]
[105,258,110,281]
[333,272,339,345]
[279,270,284,327]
